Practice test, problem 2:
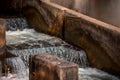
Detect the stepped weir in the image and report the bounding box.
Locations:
[0,0,120,80]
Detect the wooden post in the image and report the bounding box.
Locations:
[29,54,78,80]
[0,19,5,58]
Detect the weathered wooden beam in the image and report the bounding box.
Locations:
[0,19,5,58]
[29,54,78,80]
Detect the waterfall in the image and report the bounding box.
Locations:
[6,18,29,31]
[0,18,119,80]
[4,57,27,75]
[8,47,89,68]
[6,29,89,68]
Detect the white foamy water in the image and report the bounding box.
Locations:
[6,29,54,45]
[79,68,119,80]
[0,75,28,80]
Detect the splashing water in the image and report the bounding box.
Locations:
[6,29,89,68]
[0,18,119,80]
[78,68,119,80]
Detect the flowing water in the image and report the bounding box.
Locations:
[0,18,119,80]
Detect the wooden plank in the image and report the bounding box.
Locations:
[0,19,5,58]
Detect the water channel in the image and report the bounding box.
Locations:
[0,18,119,80]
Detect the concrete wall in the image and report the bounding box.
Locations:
[23,0,64,37]
[1,0,120,26]
[24,1,120,75]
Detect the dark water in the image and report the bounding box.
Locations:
[6,18,29,31]
[0,18,119,80]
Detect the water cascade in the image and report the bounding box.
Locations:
[0,18,119,80]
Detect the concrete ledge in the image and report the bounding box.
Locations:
[64,16,120,75]
[26,1,120,75]
[41,1,120,32]
[64,4,120,75]
[29,54,78,80]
